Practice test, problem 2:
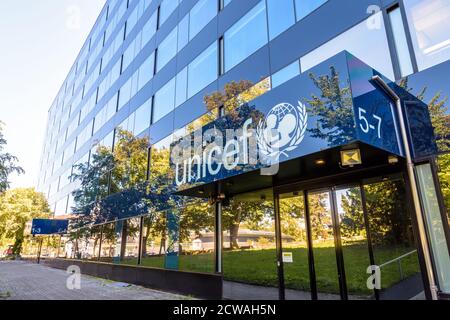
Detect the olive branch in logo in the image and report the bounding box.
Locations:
[256,101,308,160]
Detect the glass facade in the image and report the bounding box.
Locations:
[36,0,450,299]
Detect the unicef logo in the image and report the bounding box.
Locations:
[257,101,308,161]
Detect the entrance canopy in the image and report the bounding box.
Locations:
[171,51,436,197]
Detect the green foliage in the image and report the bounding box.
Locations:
[438,154,450,224]
[306,67,355,147]
[0,188,51,254]
[0,121,24,193]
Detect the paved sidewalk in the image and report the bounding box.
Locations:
[0,260,188,300]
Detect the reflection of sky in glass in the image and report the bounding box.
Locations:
[405,0,450,71]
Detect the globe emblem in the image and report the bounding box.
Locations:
[257,101,308,162]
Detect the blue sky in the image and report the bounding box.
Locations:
[0,0,106,189]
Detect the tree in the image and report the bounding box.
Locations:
[399,78,450,223]
[0,121,24,193]
[203,79,272,249]
[398,78,450,152]
[0,188,51,254]
[306,67,355,147]
[222,198,273,249]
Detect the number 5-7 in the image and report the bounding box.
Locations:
[359,107,382,139]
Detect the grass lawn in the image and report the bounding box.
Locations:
[122,243,420,296]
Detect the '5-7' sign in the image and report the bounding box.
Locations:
[358,107,382,139]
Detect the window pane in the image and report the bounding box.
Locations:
[153,78,176,123]
[118,77,132,110]
[223,0,232,8]
[416,164,450,293]
[267,0,295,40]
[189,0,218,41]
[178,14,189,51]
[142,11,157,46]
[295,0,327,21]
[121,218,142,266]
[405,0,450,71]
[134,98,152,135]
[388,7,414,77]
[176,67,188,107]
[271,61,299,88]
[188,42,217,98]
[224,1,268,72]
[159,0,179,27]
[300,12,395,80]
[157,27,178,72]
[138,52,155,91]
[150,135,173,190]
[222,189,278,298]
[141,214,166,269]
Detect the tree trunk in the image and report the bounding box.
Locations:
[120,221,128,260]
[12,225,25,255]
[230,224,240,249]
[141,224,151,257]
[159,233,167,255]
[142,236,148,256]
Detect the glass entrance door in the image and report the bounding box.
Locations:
[307,189,342,300]
[278,191,312,300]
[278,186,374,300]
[277,177,425,300]
[278,189,344,300]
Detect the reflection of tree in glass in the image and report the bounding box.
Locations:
[306,67,355,147]
[309,193,333,241]
[203,80,272,250]
[438,154,450,225]
[70,146,114,221]
[204,79,271,116]
[399,78,450,224]
[365,181,413,247]
[398,78,450,152]
[222,198,273,249]
[70,129,149,228]
[142,213,167,256]
[149,144,171,192]
[279,196,306,242]
[178,200,214,254]
[338,181,414,247]
[339,190,366,240]
[110,128,149,193]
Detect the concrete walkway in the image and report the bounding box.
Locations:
[0,260,188,300]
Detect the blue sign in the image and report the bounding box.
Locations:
[31,219,69,235]
[170,51,436,191]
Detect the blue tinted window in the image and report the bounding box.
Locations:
[157,27,178,72]
[178,15,189,51]
[188,42,218,98]
[223,0,232,8]
[267,0,295,40]
[142,11,157,46]
[138,52,155,91]
[224,1,268,72]
[159,0,179,27]
[189,0,218,41]
[134,98,152,135]
[295,0,327,21]
[118,78,132,110]
[153,78,176,123]
[271,61,300,88]
[176,67,188,107]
